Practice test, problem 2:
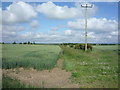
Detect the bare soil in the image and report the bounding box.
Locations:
[2,59,79,88]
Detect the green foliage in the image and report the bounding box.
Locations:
[2,44,61,70]
[12,41,16,44]
[74,44,80,49]
[23,42,27,44]
[19,42,22,44]
[74,44,92,51]
[69,44,74,48]
[27,41,31,44]
[72,72,79,78]
[2,75,34,88]
[60,45,118,88]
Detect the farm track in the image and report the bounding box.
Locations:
[3,59,79,88]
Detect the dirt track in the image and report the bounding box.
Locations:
[3,59,79,88]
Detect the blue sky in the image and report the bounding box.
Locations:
[93,2,118,20]
[1,1,118,43]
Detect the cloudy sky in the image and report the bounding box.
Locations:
[1,1,118,43]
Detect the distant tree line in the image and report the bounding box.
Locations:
[60,43,118,46]
[15,41,36,44]
[1,41,36,45]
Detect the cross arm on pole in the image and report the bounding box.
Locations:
[81,4,93,8]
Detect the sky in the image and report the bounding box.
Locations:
[0,1,119,43]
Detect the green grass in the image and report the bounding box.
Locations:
[0,44,2,68]
[2,75,34,88]
[2,44,61,70]
[60,45,118,88]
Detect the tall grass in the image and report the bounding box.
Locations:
[2,44,61,70]
[60,45,118,88]
[2,75,35,88]
[0,44,2,68]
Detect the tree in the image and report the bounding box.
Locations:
[23,42,27,44]
[19,42,22,44]
[33,41,35,44]
[28,41,30,44]
[13,41,16,44]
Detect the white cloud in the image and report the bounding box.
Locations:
[36,1,96,19]
[0,8,2,24]
[3,31,16,38]
[88,32,96,38]
[107,35,112,39]
[0,24,1,31]
[3,28,118,44]
[0,8,1,32]
[91,0,119,2]
[3,1,37,24]
[20,31,60,42]
[20,32,32,38]
[2,25,26,39]
[30,20,39,28]
[64,30,73,36]
[0,8,2,39]
[3,25,25,32]
[110,31,118,35]
[68,18,118,32]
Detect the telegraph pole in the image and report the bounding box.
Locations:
[81,4,93,51]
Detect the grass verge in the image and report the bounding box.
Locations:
[60,45,118,88]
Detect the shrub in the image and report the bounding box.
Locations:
[23,42,27,44]
[33,41,35,44]
[28,41,31,44]
[74,44,92,51]
[74,44,80,49]
[19,42,22,44]
[69,44,73,48]
[12,41,16,44]
[87,44,92,51]
[80,44,85,50]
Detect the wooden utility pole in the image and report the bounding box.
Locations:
[81,4,93,51]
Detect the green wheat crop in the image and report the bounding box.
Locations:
[2,44,61,70]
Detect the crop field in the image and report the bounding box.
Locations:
[2,44,61,70]
[60,45,119,88]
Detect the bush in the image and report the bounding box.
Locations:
[69,44,73,48]
[80,44,85,50]
[28,41,31,44]
[74,44,80,49]
[23,42,27,44]
[87,44,92,51]
[19,42,22,44]
[12,41,16,44]
[74,44,92,51]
